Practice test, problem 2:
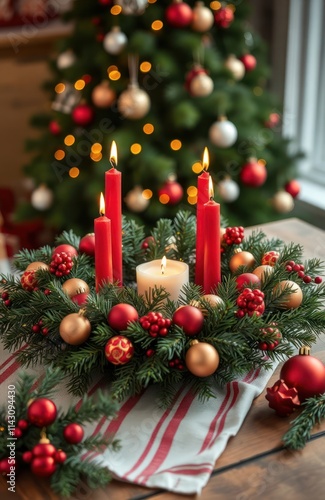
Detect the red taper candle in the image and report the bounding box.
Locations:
[95,193,113,292]
[203,177,221,294]
[195,147,210,287]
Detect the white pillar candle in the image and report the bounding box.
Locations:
[136,258,189,302]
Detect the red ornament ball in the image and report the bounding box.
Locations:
[214,6,234,28]
[265,112,280,128]
[72,292,89,306]
[21,270,38,291]
[165,0,193,28]
[141,235,155,250]
[27,398,57,427]
[172,305,204,336]
[63,423,84,444]
[105,335,135,365]
[236,272,260,290]
[158,179,184,206]
[22,451,33,463]
[240,54,257,72]
[54,450,67,464]
[79,233,95,256]
[280,347,325,401]
[107,303,139,331]
[31,456,56,477]
[72,103,94,127]
[240,160,267,187]
[52,244,78,258]
[285,179,300,198]
[0,457,14,475]
[32,443,56,457]
[49,120,61,135]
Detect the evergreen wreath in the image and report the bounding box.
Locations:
[1,210,325,408]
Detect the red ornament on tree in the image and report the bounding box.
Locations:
[72,292,89,306]
[21,270,38,292]
[49,120,61,135]
[265,112,280,128]
[214,6,234,28]
[79,233,95,256]
[63,423,84,444]
[280,346,325,401]
[172,305,204,336]
[240,54,257,72]
[105,335,135,365]
[107,303,139,331]
[31,456,56,477]
[240,159,267,187]
[52,244,78,258]
[158,179,184,206]
[235,272,260,290]
[165,0,193,28]
[72,103,94,126]
[27,398,57,427]
[265,379,300,416]
[285,179,300,198]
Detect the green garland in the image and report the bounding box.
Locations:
[1,211,325,407]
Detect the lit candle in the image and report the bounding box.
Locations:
[136,256,189,302]
[195,147,210,287]
[95,193,113,292]
[203,177,221,294]
[105,140,123,286]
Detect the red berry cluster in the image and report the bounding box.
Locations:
[12,419,29,439]
[49,252,74,277]
[139,312,171,337]
[1,291,11,307]
[236,288,265,318]
[168,357,185,370]
[258,323,282,351]
[32,319,48,336]
[261,251,280,266]
[223,226,244,246]
[285,260,322,284]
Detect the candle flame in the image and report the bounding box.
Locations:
[209,176,214,199]
[161,256,167,275]
[110,140,118,167]
[202,147,209,171]
[99,192,105,215]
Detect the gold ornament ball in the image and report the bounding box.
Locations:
[191,2,214,32]
[229,251,255,273]
[224,55,245,80]
[185,340,220,377]
[273,280,303,309]
[272,191,294,213]
[124,186,150,212]
[252,265,274,281]
[59,312,91,345]
[26,262,49,272]
[62,278,90,298]
[92,81,116,108]
[199,294,226,316]
[190,73,214,97]
[118,85,151,120]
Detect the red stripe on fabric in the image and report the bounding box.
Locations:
[0,360,20,384]
[199,383,232,453]
[208,381,240,449]
[0,345,27,372]
[163,466,213,476]
[135,388,196,483]
[162,461,212,473]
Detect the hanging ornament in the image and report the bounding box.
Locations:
[273,280,303,309]
[62,278,89,297]
[57,50,76,70]
[72,103,94,127]
[209,117,238,148]
[92,81,116,108]
[59,311,91,345]
[172,305,204,336]
[158,178,184,205]
[236,288,265,318]
[124,186,150,212]
[217,177,240,202]
[26,261,49,272]
[63,423,84,444]
[27,398,57,427]
[239,53,257,72]
[20,270,38,292]
[191,1,214,32]
[52,83,81,114]
[214,5,234,28]
[252,265,274,282]
[49,252,74,278]
[272,190,294,213]
[185,340,220,377]
[261,250,280,266]
[31,184,53,211]
[79,233,95,256]
[265,112,280,128]
[190,72,214,97]
[118,84,150,119]
[280,346,325,401]
[103,26,127,55]
[185,64,206,93]
[229,249,255,273]
[107,303,139,331]
[285,179,300,198]
[49,120,61,136]
[115,0,148,15]
[240,159,267,187]
[105,335,135,365]
[265,379,300,416]
[235,272,260,290]
[165,0,193,28]
[224,54,245,81]
[52,244,78,258]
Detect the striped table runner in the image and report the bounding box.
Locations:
[0,344,277,495]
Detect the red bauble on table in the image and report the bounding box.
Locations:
[172,305,204,336]
[214,6,234,28]
[240,54,257,72]
[52,244,78,258]
[285,179,301,198]
[240,159,267,187]
[72,103,94,126]
[105,335,135,365]
[79,233,95,256]
[49,120,61,135]
[107,303,139,331]
[158,179,184,205]
[265,379,300,416]
[235,272,260,290]
[280,346,325,401]
[27,398,57,427]
[63,423,84,444]
[165,0,193,28]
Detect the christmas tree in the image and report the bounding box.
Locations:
[17,0,299,236]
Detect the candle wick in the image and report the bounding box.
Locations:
[210,196,213,201]
[110,159,117,169]
[100,211,105,216]
[161,265,165,275]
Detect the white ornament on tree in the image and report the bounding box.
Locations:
[103,26,127,55]
[209,117,238,148]
[31,185,53,211]
[124,186,150,212]
[118,55,151,119]
[224,54,245,81]
[217,178,240,202]
[191,1,214,32]
[57,50,76,70]
[190,72,214,97]
[272,191,294,213]
[115,0,148,15]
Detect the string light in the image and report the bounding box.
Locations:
[54,150,65,160]
[151,20,163,31]
[140,61,152,73]
[69,167,80,178]
[187,186,198,196]
[159,194,170,204]
[143,123,154,134]
[258,159,267,166]
[148,0,157,3]
[55,83,65,94]
[108,70,121,81]
[210,1,221,10]
[64,135,75,146]
[90,152,102,162]
[228,4,236,12]
[170,139,182,151]
[187,195,198,205]
[111,5,122,15]
[142,189,153,199]
[192,162,203,174]
[130,143,142,155]
[74,79,86,90]
[91,143,102,154]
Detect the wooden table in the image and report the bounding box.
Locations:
[1,218,325,500]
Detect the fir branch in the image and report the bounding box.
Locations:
[147,218,174,260]
[55,230,80,249]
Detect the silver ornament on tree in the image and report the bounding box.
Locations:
[115,0,148,15]
[190,71,213,97]
[124,186,150,212]
[57,50,76,70]
[209,116,238,148]
[191,1,214,32]
[31,184,53,211]
[118,55,151,120]
[103,26,127,55]
[272,191,294,213]
[217,177,240,202]
[224,54,245,81]
[52,82,81,114]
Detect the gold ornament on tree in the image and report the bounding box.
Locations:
[92,81,116,108]
[229,249,255,273]
[185,340,220,377]
[124,186,150,212]
[252,265,274,282]
[62,278,90,298]
[199,294,225,316]
[26,262,49,272]
[224,54,246,80]
[59,311,91,345]
[273,280,303,309]
[118,55,151,120]
[272,191,294,213]
[191,1,214,32]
